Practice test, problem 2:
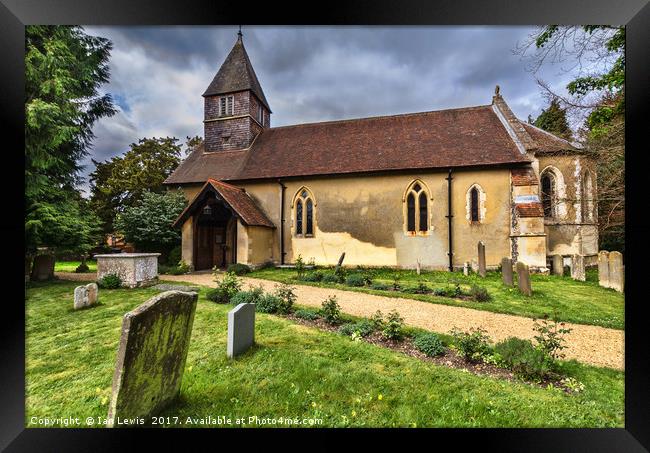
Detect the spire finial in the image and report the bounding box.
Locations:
[237,25,243,41]
[495,85,500,96]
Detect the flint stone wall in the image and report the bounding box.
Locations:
[95,253,160,288]
[107,290,198,427]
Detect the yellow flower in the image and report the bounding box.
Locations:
[188,366,193,372]
[351,410,357,417]
[378,394,383,401]
[100,396,108,405]
[311,401,317,408]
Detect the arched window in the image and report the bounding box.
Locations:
[541,172,556,218]
[470,188,479,221]
[293,188,315,237]
[466,184,486,223]
[404,181,430,234]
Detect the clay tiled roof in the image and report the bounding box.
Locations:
[173,179,274,228]
[165,105,531,185]
[516,202,544,217]
[203,36,271,111]
[511,167,538,186]
[520,122,578,153]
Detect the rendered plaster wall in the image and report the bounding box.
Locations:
[246,225,274,265]
[535,154,598,258]
[181,217,194,267]
[240,168,514,269]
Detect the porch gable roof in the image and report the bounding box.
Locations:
[173,179,275,229]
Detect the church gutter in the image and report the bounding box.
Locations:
[445,168,454,272]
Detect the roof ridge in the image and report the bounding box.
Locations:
[208,178,244,191]
[266,104,493,131]
[520,121,578,148]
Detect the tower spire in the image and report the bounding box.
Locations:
[237,25,243,41]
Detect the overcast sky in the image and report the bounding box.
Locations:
[80,26,583,195]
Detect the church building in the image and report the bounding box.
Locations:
[165,33,598,272]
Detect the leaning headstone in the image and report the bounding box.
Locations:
[74,283,99,310]
[501,257,513,287]
[608,251,624,292]
[227,303,256,358]
[477,242,486,277]
[107,290,198,427]
[552,254,564,276]
[598,251,611,288]
[570,254,585,281]
[334,252,346,275]
[516,262,532,296]
[463,262,469,276]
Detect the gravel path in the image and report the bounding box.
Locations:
[54,271,624,370]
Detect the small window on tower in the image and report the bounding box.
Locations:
[258,105,263,123]
[227,96,234,115]
[219,97,226,116]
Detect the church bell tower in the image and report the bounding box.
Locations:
[203,30,271,152]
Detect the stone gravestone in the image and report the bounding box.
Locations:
[598,251,610,288]
[552,254,564,276]
[74,283,99,310]
[501,257,513,287]
[31,254,55,281]
[570,255,585,281]
[477,242,486,277]
[334,252,346,275]
[463,262,469,276]
[608,251,624,293]
[516,261,532,296]
[227,303,256,358]
[107,290,198,427]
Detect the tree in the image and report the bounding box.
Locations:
[516,26,624,252]
[114,190,187,255]
[89,136,183,234]
[25,26,115,260]
[531,98,572,141]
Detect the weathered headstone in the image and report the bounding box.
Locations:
[227,303,256,358]
[74,283,99,310]
[463,262,469,276]
[477,242,486,277]
[334,252,346,275]
[598,251,610,288]
[152,283,200,293]
[107,291,198,427]
[608,251,624,293]
[31,254,55,281]
[501,257,513,287]
[552,254,564,276]
[570,254,585,281]
[416,260,421,275]
[516,261,532,296]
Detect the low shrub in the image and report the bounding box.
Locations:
[414,281,431,294]
[450,327,492,363]
[97,273,122,289]
[227,263,251,276]
[206,272,241,304]
[532,315,572,361]
[382,309,404,341]
[345,273,366,287]
[320,295,342,325]
[413,333,445,357]
[391,274,401,291]
[371,282,390,291]
[301,271,323,282]
[167,245,182,266]
[229,286,265,305]
[294,309,319,321]
[256,294,283,313]
[74,262,90,273]
[495,337,554,380]
[295,254,306,279]
[370,310,385,330]
[273,283,297,314]
[166,260,190,275]
[432,287,447,296]
[339,320,375,338]
[158,264,171,275]
[322,273,341,284]
[470,285,491,302]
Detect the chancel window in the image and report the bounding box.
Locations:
[541,172,556,218]
[466,184,485,223]
[294,188,315,237]
[470,187,480,222]
[405,181,429,234]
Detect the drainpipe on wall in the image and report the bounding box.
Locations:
[445,169,454,272]
[278,180,287,265]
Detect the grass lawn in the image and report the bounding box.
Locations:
[26,280,624,428]
[247,267,624,330]
[54,260,97,273]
